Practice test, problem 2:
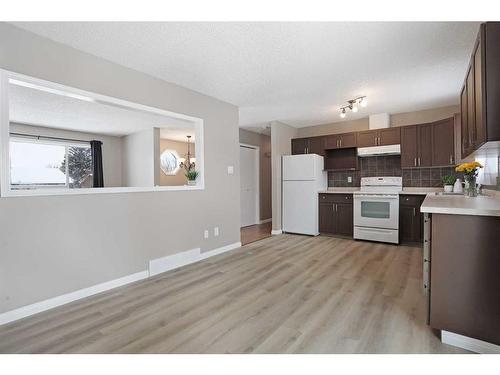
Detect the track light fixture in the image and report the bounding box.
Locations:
[339,96,367,118]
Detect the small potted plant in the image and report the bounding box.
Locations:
[185,170,199,186]
[442,175,456,193]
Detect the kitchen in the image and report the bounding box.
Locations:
[282,22,500,353]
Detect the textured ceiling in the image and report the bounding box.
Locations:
[9,82,195,141]
[12,22,480,130]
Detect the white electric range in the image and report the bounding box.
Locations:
[353,177,402,244]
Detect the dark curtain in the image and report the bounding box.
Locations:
[90,140,104,188]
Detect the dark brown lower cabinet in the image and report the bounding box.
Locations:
[335,202,353,236]
[319,201,334,234]
[319,194,353,237]
[399,195,425,243]
[430,214,500,346]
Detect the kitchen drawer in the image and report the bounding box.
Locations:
[319,193,353,203]
[400,194,425,207]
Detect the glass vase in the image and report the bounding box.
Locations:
[464,175,477,197]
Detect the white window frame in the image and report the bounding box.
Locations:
[0,69,205,198]
[9,136,92,190]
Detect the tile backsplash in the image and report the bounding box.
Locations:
[328,155,457,188]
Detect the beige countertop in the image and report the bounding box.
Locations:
[319,187,443,195]
[319,187,360,194]
[421,191,500,217]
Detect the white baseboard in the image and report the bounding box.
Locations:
[442,330,500,353]
[0,241,242,326]
[0,270,149,326]
[149,248,201,276]
[271,229,282,235]
[199,242,242,260]
[259,218,272,224]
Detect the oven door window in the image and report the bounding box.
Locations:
[361,201,391,219]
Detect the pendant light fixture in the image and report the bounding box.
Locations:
[179,135,195,172]
[339,96,367,118]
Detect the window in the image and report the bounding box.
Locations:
[1,70,205,196]
[9,137,92,190]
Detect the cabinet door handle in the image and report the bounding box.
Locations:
[335,204,338,212]
[374,137,377,146]
[339,139,342,147]
[336,139,339,148]
[418,157,421,166]
[413,207,416,216]
[414,158,417,167]
[450,155,453,164]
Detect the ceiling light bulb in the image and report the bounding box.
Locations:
[360,98,367,107]
[351,105,358,113]
[340,109,346,118]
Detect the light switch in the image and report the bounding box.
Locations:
[348,176,352,183]
[227,166,234,175]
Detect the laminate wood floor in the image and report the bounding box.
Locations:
[0,235,467,354]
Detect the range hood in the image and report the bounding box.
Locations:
[356,113,401,156]
[358,144,401,157]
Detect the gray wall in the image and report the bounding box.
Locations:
[270,121,297,232]
[10,122,124,188]
[122,129,155,187]
[239,129,272,221]
[296,105,459,137]
[0,23,240,313]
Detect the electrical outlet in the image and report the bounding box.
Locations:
[214,227,219,237]
[204,230,209,239]
[347,176,352,183]
[227,166,234,175]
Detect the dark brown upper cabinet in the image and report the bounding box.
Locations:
[401,124,431,168]
[308,136,326,156]
[325,132,357,149]
[378,127,401,146]
[357,130,379,147]
[291,138,308,155]
[401,118,456,168]
[460,22,500,158]
[324,148,358,171]
[291,136,325,156]
[432,118,455,167]
[401,125,418,168]
[357,128,400,147]
[418,123,433,167]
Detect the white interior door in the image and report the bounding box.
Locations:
[240,145,259,227]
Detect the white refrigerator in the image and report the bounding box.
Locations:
[282,154,327,236]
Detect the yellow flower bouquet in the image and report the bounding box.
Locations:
[455,161,483,177]
[456,161,483,197]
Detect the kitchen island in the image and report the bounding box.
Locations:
[420,191,500,353]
